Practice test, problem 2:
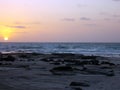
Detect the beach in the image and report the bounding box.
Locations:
[0,52,120,90]
[0,0,120,89]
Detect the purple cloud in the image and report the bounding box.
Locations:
[113,0,120,1]
[62,18,75,22]
[104,18,111,21]
[14,22,41,25]
[6,25,26,29]
[80,17,91,21]
[85,23,96,26]
[12,26,26,29]
[0,24,26,29]
[77,4,87,8]
[112,14,120,18]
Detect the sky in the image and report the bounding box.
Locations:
[0,0,120,42]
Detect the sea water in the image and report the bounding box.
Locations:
[0,42,120,57]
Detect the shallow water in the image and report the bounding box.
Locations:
[0,42,120,57]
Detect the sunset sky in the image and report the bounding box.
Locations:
[0,0,120,42]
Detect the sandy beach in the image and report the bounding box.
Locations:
[0,52,120,90]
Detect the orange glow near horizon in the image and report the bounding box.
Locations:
[4,37,8,41]
[0,26,14,41]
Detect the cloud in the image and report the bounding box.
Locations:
[104,18,111,21]
[77,4,86,8]
[14,22,41,25]
[0,24,26,29]
[112,0,120,1]
[85,23,96,27]
[6,25,26,29]
[100,12,109,15]
[80,17,91,21]
[112,14,120,18]
[100,12,120,20]
[62,18,75,22]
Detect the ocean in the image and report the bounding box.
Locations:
[0,42,120,57]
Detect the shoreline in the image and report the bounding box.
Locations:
[1,51,120,57]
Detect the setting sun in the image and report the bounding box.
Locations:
[0,25,14,41]
[4,37,9,41]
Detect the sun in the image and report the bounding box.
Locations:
[4,37,9,41]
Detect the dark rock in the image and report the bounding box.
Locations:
[50,71,75,75]
[79,61,90,65]
[41,58,50,62]
[50,62,61,65]
[0,63,3,65]
[16,65,30,70]
[106,70,115,76]
[100,65,112,69]
[81,55,98,59]
[101,61,115,66]
[90,59,99,65]
[73,87,82,90]
[3,55,15,62]
[19,54,28,58]
[77,59,99,66]
[81,67,87,71]
[51,66,74,71]
[83,68,115,76]
[64,59,74,63]
[50,66,75,75]
[0,52,2,61]
[28,59,34,61]
[70,82,90,87]
[4,63,12,65]
[51,53,75,57]
[31,53,41,56]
